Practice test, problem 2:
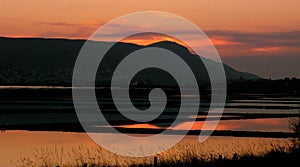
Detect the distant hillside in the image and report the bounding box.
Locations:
[0,37,260,86]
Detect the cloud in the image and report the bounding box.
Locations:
[42,22,79,27]
[252,47,284,52]
[36,20,106,39]
[206,30,300,57]
[208,30,300,47]
[41,20,105,28]
[201,31,300,78]
[210,38,242,46]
[88,26,300,57]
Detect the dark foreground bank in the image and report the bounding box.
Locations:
[148,148,300,167]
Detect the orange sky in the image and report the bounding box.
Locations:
[1,0,300,78]
[1,0,299,38]
[1,1,299,53]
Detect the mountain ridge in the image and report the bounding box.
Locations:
[0,37,261,86]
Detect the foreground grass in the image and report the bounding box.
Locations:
[15,146,300,167]
[153,147,300,167]
[13,137,296,167]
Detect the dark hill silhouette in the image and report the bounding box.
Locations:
[0,37,260,85]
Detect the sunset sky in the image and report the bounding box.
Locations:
[1,0,300,78]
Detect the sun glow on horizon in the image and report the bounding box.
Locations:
[119,33,196,53]
[120,33,189,46]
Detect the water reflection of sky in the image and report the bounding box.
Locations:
[117,117,292,132]
[174,118,291,132]
[0,87,299,166]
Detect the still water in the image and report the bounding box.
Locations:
[0,86,299,166]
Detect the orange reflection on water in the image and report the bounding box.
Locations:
[173,118,291,132]
[114,118,291,132]
[116,123,161,129]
